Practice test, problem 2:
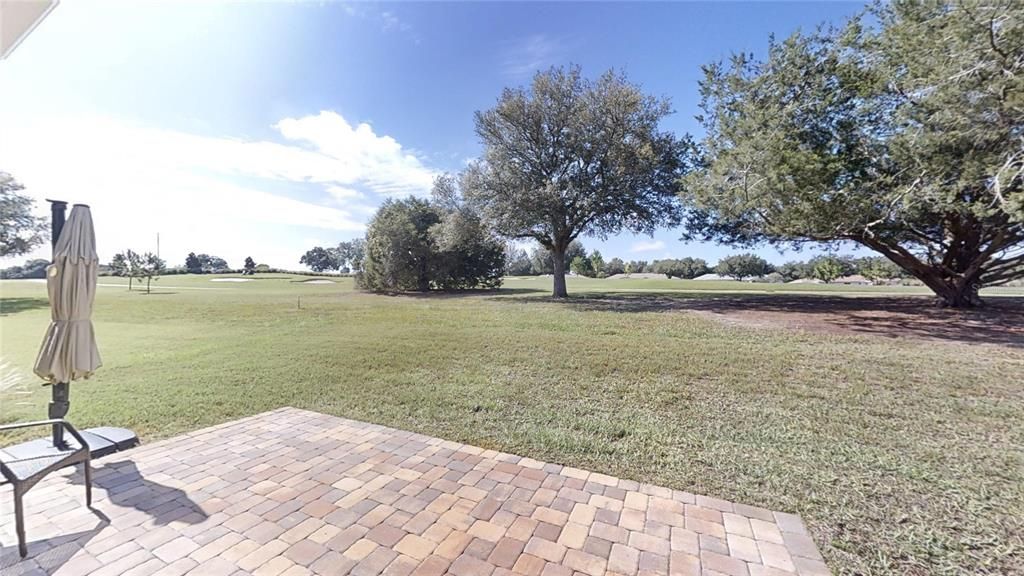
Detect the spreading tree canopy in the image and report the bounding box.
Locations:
[185,253,230,274]
[299,247,340,273]
[465,65,689,297]
[681,1,1024,307]
[716,253,771,280]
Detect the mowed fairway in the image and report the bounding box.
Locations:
[2,274,1022,575]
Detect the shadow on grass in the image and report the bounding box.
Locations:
[69,461,207,525]
[0,297,49,316]
[502,291,1024,348]
[368,287,545,299]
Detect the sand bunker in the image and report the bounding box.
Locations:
[301,279,336,284]
[210,278,253,283]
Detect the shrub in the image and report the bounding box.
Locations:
[357,192,504,292]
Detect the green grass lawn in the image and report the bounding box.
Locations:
[1,274,1022,575]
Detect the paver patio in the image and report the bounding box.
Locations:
[1,408,830,575]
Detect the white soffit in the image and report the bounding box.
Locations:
[1,0,59,60]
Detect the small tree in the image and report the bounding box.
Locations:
[428,177,506,290]
[716,253,770,281]
[625,260,649,274]
[588,251,606,278]
[185,252,203,274]
[777,261,810,282]
[466,65,688,297]
[604,257,626,276]
[656,257,710,279]
[0,172,48,258]
[859,256,905,284]
[139,253,165,293]
[124,250,143,290]
[110,252,129,277]
[359,177,505,292]
[505,246,533,276]
[812,257,844,284]
[336,239,366,273]
[680,257,711,279]
[185,252,229,274]
[529,241,586,275]
[243,257,256,275]
[570,255,595,278]
[201,255,229,274]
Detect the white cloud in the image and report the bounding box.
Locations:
[0,111,439,269]
[631,240,665,253]
[275,111,437,196]
[326,185,366,201]
[502,35,565,79]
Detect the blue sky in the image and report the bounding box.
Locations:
[0,1,864,270]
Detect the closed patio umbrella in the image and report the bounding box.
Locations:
[33,204,102,418]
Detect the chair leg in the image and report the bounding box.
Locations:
[84,460,93,507]
[14,488,26,558]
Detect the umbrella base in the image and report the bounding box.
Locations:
[1,427,138,460]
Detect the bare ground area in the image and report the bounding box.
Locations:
[565,293,1024,347]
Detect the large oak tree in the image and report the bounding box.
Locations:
[681,1,1024,307]
[465,66,688,297]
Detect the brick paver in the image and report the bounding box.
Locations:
[0,408,830,574]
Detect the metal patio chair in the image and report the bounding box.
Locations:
[0,419,92,558]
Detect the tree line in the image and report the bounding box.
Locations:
[501,247,907,284]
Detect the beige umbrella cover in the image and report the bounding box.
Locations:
[34,204,102,383]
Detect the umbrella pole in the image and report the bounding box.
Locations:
[46,199,70,448]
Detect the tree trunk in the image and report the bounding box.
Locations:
[551,246,568,298]
[128,276,133,291]
[856,237,988,308]
[924,272,983,308]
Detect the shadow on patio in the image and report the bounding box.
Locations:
[69,460,208,525]
[0,510,109,572]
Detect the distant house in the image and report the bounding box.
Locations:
[834,274,872,285]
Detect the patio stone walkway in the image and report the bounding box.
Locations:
[1,408,829,575]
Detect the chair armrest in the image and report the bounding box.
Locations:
[0,419,68,432]
[0,419,90,453]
